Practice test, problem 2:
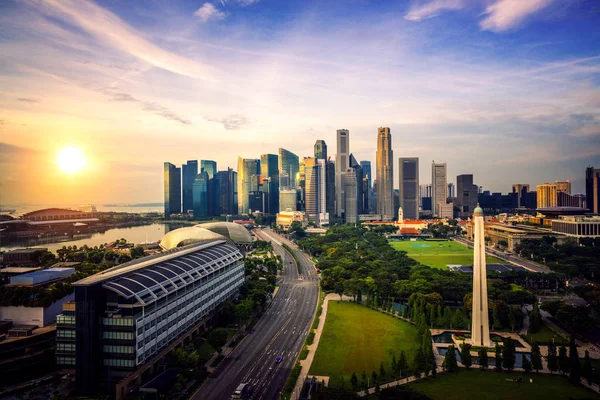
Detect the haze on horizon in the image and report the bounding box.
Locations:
[1,0,599,205]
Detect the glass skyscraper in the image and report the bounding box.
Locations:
[237,157,260,214]
[260,154,279,214]
[182,160,198,214]
[398,157,419,220]
[314,140,327,160]
[164,162,181,217]
[193,171,209,217]
[201,160,218,216]
[278,148,299,189]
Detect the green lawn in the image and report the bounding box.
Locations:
[310,301,420,387]
[390,240,504,270]
[410,370,598,400]
[522,323,567,345]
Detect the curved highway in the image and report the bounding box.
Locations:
[191,228,319,400]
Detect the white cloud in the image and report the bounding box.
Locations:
[404,0,465,21]
[195,3,227,22]
[480,0,554,32]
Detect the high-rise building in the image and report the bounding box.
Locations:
[344,168,358,223]
[278,148,299,189]
[201,160,217,179]
[350,154,364,215]
[326,160,336,215]
[279,189,297,212]
[456,174,478,217]
[182,160,198,214]
[260,154,279,214]
[398,157,419,220]
[447,183,455,198]
[512,184,530,208]
[471,205,491,347]
[555,180,571,195]
[296,158,306,211]
[200,160,218,216]
[314,140,327,160]
[217,168,237,215]
[360,161,372,212]
[586,167,600,213]
[537,183,558,208]
[431,162,447,217]
[237,157,260,214]
[376,127,394,221]
[304,158,329,226]
[335,129,350,218]
[192,171,209,217]
[419,184,432,208]
[164,162,181,217]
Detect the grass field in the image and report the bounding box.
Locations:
[522,323,567,345]
[390,240,504,269]
[409,370,598,400]
[309,301,420,387]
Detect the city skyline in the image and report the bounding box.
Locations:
[1,0,600,205]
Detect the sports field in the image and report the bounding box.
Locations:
[390,240,504,269]
[409,369,598,400]
[310,301,420,387]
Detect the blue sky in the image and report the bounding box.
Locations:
[0,0,599,204]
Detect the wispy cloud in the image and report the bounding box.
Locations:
[480,0,555,32]
[195,3,227,22]
[207,114,249,130]
[17,98,40,103]
[404,0,465,21]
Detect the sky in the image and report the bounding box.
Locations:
[1,0,599,205]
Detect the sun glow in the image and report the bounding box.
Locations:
[57,146,86,174]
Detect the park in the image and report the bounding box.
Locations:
[390,240,504,270]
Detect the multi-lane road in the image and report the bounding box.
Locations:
[191,228,319,400]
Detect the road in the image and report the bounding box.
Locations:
[191,228,319,400]
[453,236,550,273]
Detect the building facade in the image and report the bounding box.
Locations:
[279,189,297,212]
[512,184,530,208]
[237,157,260,214]
[201,160,219,216]
[456,174,478,217]
[344,168,358,223]
[192,171,209,217]
[551,216,600,237]
[304,158,329,225]
[376,127,394,221]
[260,154,279,214]
[537,183,558,209]
[398,157,419,220]
[431,162,447,218]
[335,129,350,218]
[216,168,238,215]
[278,148,299,189]
[555,180,571,195]
[182,160,198,214]
[163,162,181,217]
[360,161,372,212]
[586,166,600,213]
[314,140,327,160]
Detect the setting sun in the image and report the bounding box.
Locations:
[57,146,86,174]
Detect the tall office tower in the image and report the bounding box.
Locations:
[398,158,419,220]
[536,183,558,208]
[296,158,306,211]
[344,168,358,223]
[512,184,530,208]
[314,140,327,160]
[237,157,260,214]
[431,162,447,217]
[260,154,279,214]
[419,184,432,208]
[217,168,237,215]
[182,160,198,214]
[350,155,364,214]
[471,205,491,347]
[586,167,600,213]
[279,171,290,189]
[278,148,299,189]
[163,162,181,217]
[555,180,571,195]
[325,160,336,215]
[335,129,350,217]
[447,183,455,198]
[279,189,297,212]
[360,161,372,212]
[305,158,329,225]
[192,171,209,217]
[200,160,218,215]
[456,174,478,217]
[376,127,394,221]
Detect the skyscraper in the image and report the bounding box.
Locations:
[376,127,394,221]
[431,162,447,217]
[260,154,279,214]
[512,184,530,208]
[314,140,327,160]
[471,204,491,347]
[192,171,209,217]
[182,160,198,214]
[164,162,181,217]
[237,157,260,214]
[335,129,350,218]
[278,148,299,189]
[398,158,419,220]
[200,160,217,179]
[217,168,237,215]
[457,174,478,217]
[447,183,455,198]
[586,166,600,213]
[326,160,336,215]
[555,180,571,195]
[305,158,329,226]
[200,160,218,216]
[344,168,358,223]
[360,161,372,212]
[536,183,558,208]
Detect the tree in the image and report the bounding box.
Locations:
[391,354,398,378]
[380,362,386,380]
[568,336,581,383]
[207,328,229,353]
[130,246,145,259]
[235,299,254,323]
[361,371,367,389]
[398,351,408,377]
[443,345,458,372]
[558,345,569,375]
[547,343,558,374]
[492,307,502,330]
[495,343,503,372]
[478,348,488,370]
[460,343,472,369]
[502,338,515,371]
[335,281,344,301]
[583,351,593,383]
[522,356,532,373]
[39,251,56,267]
[372,370,378,384]
[350,372,358,390]
[529,303,542,333]
[508,307,517,332]
[531,343,543,372]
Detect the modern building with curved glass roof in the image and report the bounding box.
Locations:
[56,240,244,396]
[160,222,254,251]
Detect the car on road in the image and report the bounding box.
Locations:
[275,355,283,363]
[248,328,255,334]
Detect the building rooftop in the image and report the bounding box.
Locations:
[0,267,42,274]
[3,248,48,255]
[537,207,590,216]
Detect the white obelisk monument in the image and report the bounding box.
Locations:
[471,204,491,347]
